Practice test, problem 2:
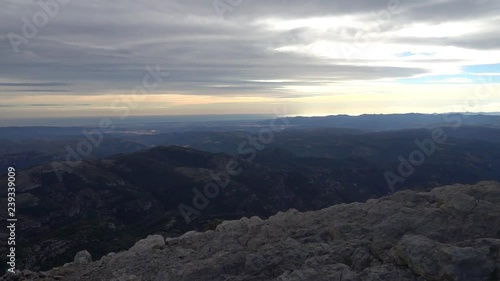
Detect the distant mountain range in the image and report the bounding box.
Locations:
[1,113,500,271]
[2,126,500,270]
[2,113,500,171]
[259,113,500,131]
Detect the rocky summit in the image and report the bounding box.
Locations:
[4,181,500,281]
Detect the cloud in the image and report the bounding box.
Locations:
[0,82,68,87]
[4,89,70,93]
[0,103,90,107]
[0,0,499,117]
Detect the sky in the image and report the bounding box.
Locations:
[1,0,500,121]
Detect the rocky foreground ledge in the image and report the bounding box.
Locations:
[4,181,500,281]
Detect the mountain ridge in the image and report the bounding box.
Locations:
[5,181,499,281]
[2,143,500,272]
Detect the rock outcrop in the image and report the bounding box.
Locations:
[3,181,500,281]
[73,251,92,265]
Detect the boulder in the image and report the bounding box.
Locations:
[73,250,92,264]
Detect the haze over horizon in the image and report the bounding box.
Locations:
[2,111,500,127]
[1,0,500,122]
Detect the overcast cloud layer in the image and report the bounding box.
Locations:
[1,0,500,118]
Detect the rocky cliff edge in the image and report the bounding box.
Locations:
[4,181,500,281]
